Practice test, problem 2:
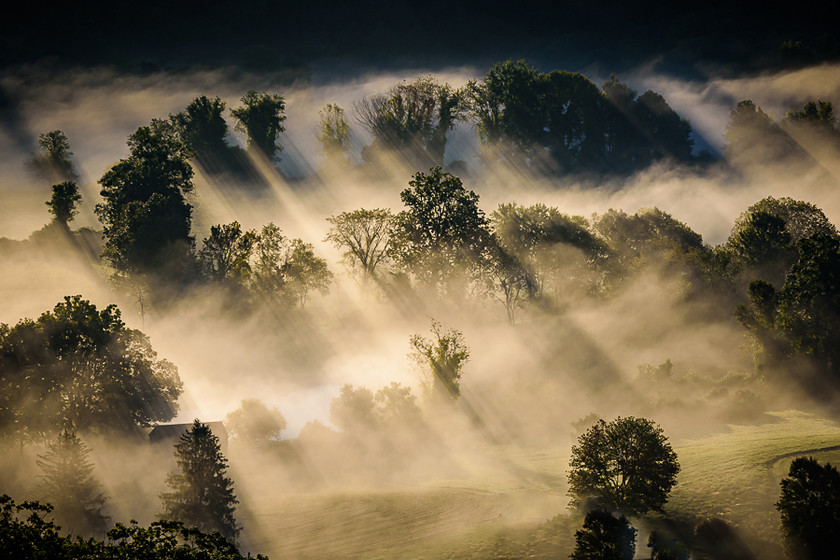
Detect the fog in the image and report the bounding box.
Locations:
[2,59,840,558]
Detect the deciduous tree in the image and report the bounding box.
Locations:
[568,416,680,516]
[231,90,286,162]
[776,457,840,560]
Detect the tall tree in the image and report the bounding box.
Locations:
[172,95,232,171]
[198,221,258,285]
[282,239,333,308]
[0,296,182,440]
[231,90,286,162]
[45,181,82,228]
[96,120,195,282]
[36,429,108,536]
[568,417,680,516]
[325,208,396,282]
[393,167,491,293]
[318,103,351,163]
[160,420,239,542]
[28,130,77,184]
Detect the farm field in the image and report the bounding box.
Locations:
[230,410,840,559]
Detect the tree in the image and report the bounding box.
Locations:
[393,167,491,292]
[0,495,268,559]
[0,296,182,440]
[318,103,351,163]
[172,95,232,171]
[647,530,689,560]
[231,90,286,161]
[251,222,287,301]
[96,120,195,281]
[198,221,258,285]
[224,399,286,444]
[329,385,378,432]
[45,181,82,228]
[325,208,396,282]
[724,100,798,165]
[776,457,840,560]
[567,416,680,516]
[283,239,333,308]
[160,420,240,542]
[409,321,470,400]
[28,130,77,184]
[570,509,636,560]
[36,429,108,536]
[355,76,462,167]
[374,382,422,427]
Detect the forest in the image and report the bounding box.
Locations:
[2,17,840,560]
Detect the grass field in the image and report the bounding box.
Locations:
[234,410,840,559]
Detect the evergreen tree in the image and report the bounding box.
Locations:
[36,429,108,536]
[160,420,240,542]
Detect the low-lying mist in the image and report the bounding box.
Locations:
[2,58,840,559]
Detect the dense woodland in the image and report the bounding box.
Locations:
[2,55,840,559]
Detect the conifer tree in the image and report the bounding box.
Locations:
[36,429,108,536]
[160,420,240,542]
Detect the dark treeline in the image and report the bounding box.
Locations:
[2,0,838,75]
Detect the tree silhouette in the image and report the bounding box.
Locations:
[45,181,82,228]
[160,420,240,542]
[393,167,491,293]
[325,208,396,283]
[198,221,258,285]
[36,429,108,536]
[231,90,286,162]
[96,119,195,283]
[0,296,182,439]
[570,509,636,560]
[568,416,680,516]
[28,130,77,184]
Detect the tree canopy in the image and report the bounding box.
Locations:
[0,296,182,439]
[96,120,195,281]
[231,90,286,162]
[776,457,840,560]
[568,416,680,516]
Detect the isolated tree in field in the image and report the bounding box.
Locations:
[776,457,840,560]
[394,167,491,291]
[318,103,351,162]
[224,399,286,444]
[36,429,108,536]
[325,208,396,282]
[231,90,286,161]
[28,130,77,183]
[568,416,680,516]
[96,120,195,281]
[570,509,636,560]
[410,321,470,400]
[0,296,182,439]
[198,221,258,285]
[161,420,239,542]
[45,181,82,228]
